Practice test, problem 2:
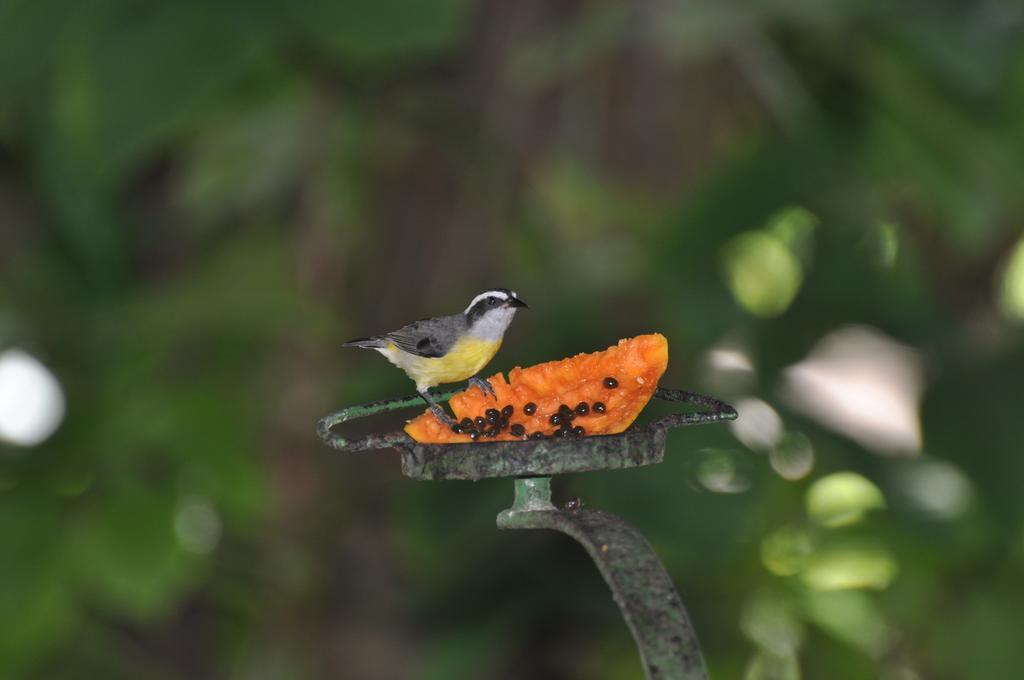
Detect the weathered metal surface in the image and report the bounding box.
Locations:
[501,477,556,514]
[498,483,708,680]
[317,387,737,481]
[399,424,668,480]
[315,390,459,453]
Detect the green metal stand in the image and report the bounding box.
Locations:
[317,387,735,679]
[498,478,707,680]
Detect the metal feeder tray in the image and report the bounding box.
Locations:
[318,387,736,680]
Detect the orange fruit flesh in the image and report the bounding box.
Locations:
[404,333,669,443]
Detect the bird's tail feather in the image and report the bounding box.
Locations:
[343,336,387,349]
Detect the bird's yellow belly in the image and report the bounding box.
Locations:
[383,336,501,390]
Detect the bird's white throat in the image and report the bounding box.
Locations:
[469,308,517,341]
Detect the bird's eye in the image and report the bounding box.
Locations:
[487,297,498,306]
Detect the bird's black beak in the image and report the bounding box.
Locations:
[507,296,528,309]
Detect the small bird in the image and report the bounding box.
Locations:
[344,288,528,425]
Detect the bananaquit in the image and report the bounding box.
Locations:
[344,288,528,425]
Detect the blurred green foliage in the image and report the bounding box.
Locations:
[1,0,1023,678]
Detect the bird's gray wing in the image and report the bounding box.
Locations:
[384,313,465,358]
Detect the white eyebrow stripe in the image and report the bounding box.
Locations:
[464,290,510,313]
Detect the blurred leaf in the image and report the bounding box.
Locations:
[744,649,800,680]
[800,589,889,656]
[0,502,78,677]
[999,234,1024,322]
[25,0,282,287]
[741,589,804,656]
[69,486,194,618]
[800,539,898,592]
[289,0,468,66]
[761,524,815,576]
[806,472,885,528]
[177,88,316,224]
[46,1,278,184]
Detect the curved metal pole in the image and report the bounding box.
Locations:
[498,479,709,680]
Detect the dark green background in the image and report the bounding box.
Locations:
[2,1,1023,678]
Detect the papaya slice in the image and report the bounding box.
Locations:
[404,333,668,443]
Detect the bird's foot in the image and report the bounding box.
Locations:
[419,389,456,427]
[469,376,497,400]
[430,403,457,427]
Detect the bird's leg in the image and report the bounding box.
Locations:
[468,376,497,400]
[418,389,456,427]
